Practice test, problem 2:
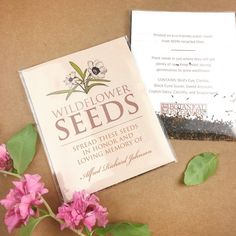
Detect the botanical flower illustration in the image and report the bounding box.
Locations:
[47,60,110,100]
[57,190,108,231]
[64,71,80,88]
[88,60,107,79]
[0,144,12,171]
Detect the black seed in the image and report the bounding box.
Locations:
[157,113,236,141]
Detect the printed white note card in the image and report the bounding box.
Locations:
[131,11,236,140]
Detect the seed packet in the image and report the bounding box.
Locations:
[19,37,176,201]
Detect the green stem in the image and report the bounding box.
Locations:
[85,227,94,236]
[0,170,21,178]
[42,198,54,216]
[42,198,86,236]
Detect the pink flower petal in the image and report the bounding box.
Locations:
[83,214,96,231]
[4,209,23,233]
[57,190,108,231]
[0,144,12,171]
[0,174,48,233]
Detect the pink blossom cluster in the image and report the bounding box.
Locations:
[0,144,12,171]
[57,191,108,231]
[0,174,48,233]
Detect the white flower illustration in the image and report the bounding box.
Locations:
[88,60,107,78]
[64,72,78,88]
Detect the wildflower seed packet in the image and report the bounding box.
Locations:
[131,11,236,141]
[19,37,176,201]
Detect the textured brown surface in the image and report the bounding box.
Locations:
[1,0,236,235]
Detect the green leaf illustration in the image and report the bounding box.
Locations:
[89,78,111,83]
[66,83,85,100]
[85,75,93,87]
[69,61,86,79]
[83,69,87,79]
[20,215,49,236]
[94,223,151,236]
[184,152,218,186]
[86,83,108,93]
[47,89,84,96]
[6,124,37,174]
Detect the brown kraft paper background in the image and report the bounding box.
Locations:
[0,0,236,235]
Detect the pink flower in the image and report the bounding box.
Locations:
[0,174,48,233]
[57,190,108,231]
[0,144,12,171]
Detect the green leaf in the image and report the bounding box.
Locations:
[86,83,108,93]
[69,61,86,79]
[184,152,218,186]
[94,223,151,236]
[20,215,49,236]
[6,124,37,174]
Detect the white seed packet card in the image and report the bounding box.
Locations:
[20,37,176,201]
